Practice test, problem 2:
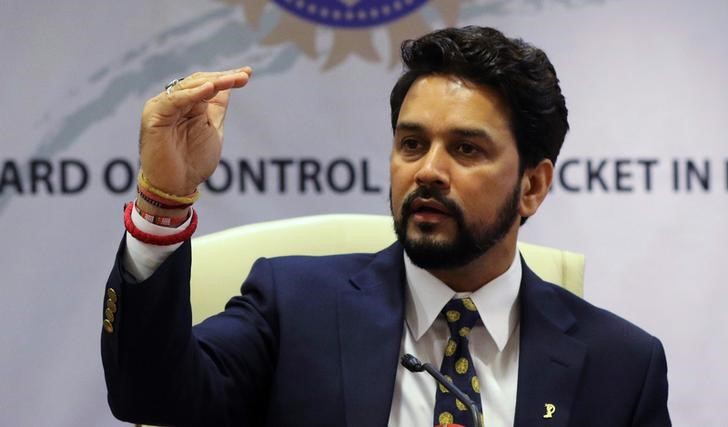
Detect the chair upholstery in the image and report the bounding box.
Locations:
[189,214,584,324]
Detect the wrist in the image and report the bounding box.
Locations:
[137,171,200,205]
[140,168,196,196]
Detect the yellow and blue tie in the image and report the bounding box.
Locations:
[434,297,483,427]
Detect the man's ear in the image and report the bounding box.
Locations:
[519,159,554,218]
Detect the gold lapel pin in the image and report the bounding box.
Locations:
[543,403,556,419]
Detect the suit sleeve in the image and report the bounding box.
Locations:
[631,336,671,427]
[101,236,279,427]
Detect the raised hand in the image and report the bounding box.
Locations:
[139,68,252,197]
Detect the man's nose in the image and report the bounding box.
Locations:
[414,144,450,190]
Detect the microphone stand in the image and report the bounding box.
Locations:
[401,353,482,427]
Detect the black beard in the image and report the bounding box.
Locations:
[391,184,520,270]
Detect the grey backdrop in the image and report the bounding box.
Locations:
[1,0,726,425]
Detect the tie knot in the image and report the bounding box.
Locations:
[442,297,481,339]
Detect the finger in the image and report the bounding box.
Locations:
[207,90,232,129]
[151,74,248,118]
[142,82,213,125]
[173,67,252,94]
[143,68,251,127]
[169,81,218,111]
[164,71,249,110]
[209,71,251,93]
[192,70,251,127]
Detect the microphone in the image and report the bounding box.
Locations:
[400,353,482,427]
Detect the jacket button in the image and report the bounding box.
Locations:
[106,300,117,314]
[106,288,117,304]
[103,319,114,334]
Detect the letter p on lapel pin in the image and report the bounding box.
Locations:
[543,403,556,419]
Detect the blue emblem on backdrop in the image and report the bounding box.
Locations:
[272,0,429,28]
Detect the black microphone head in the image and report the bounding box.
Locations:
[400,353,424,372]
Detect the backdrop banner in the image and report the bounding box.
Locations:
[1,0,725,425]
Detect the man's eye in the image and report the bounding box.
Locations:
[401,139,421,151]
[457,143,478,155]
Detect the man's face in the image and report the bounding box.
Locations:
[390,75,523,270]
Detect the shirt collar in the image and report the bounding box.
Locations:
[403,251,522,352]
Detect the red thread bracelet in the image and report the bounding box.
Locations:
[124,202,198,245]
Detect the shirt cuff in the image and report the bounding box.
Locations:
[122,204,193,282]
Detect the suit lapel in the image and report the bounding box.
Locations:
[514,259,587,427]
[338,243,406,427]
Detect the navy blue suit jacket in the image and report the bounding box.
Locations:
[102,239,670,426]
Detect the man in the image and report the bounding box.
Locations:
[102,27,671,426]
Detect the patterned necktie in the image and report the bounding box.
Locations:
[434,297,483,427]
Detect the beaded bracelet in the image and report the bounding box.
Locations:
[124,202,198,245]
[138,171,200,206]
[134,202,190,227]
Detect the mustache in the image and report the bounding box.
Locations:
[400,186,464,221]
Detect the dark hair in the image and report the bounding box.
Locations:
[390,26,569,170]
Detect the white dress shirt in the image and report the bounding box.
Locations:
[387,253,521,427]
[123,214,521,426]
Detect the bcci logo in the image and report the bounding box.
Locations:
[231,0,463,69]
[272,0,429,28]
